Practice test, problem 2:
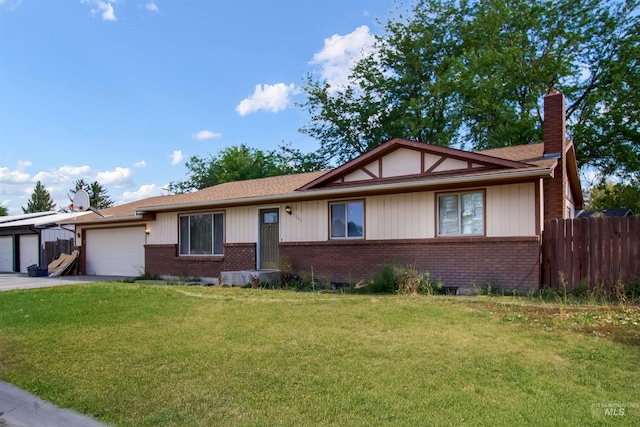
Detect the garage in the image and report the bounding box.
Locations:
[19,234,39,273]
[85,227,146,277]
[0,236,13,272]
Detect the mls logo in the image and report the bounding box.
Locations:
[604,407,625,417]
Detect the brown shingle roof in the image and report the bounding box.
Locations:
[477,143,550,165]
[68,171,328,221]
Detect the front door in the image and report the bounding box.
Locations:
[259,208,279,269]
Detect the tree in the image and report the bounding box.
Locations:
[22,181,56,213]
[301,0,639,177]
[67,179,114,210]
[586,176,640,214]
[0,205,8,216]
[168,144,328,194]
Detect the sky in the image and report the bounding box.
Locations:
[0,0,397,215]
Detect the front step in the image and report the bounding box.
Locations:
[220,269,280,287]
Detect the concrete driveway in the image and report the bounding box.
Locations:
[0,273,127,292]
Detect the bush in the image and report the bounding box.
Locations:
[369,264,398,294]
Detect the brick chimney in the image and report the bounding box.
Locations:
[543,90,568,222]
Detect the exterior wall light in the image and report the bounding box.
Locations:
[285,205,292,215]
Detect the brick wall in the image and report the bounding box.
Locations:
[280,237,541,292]
[543,90,568,222]
[144,243,255,278]
[223,243,256,271]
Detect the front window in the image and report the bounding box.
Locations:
[330,201,364,238]
[438,192,484,236]
[179,213,224,255]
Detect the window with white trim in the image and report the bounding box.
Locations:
[438,192,484,236]
[179,213,224,255]
[330,201,364,238]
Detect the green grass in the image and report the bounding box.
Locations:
[1,284,639,426]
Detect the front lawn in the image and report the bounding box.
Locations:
[0,284,638,426]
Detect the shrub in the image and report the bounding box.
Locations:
[369,264,398,294]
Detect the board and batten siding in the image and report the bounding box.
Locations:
[485,183,536,236]
[366,192,433,239]
[145,212,178,245]
[280,200,328,242]
[226,206,258,243]
[144,182,538,246]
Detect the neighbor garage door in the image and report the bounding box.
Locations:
[0,236,13,272]
[85,227,145,277]
[19,234,39,273]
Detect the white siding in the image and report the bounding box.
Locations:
[281,201,328,242]
[140,183,537,247]
[486,183,536,236]
[382,148,422,177]
[146,212,177,245]
[366,192,433,239]
[226,206,257,243]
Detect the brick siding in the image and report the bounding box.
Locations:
[144,243,255,278]
[280,237,541,292]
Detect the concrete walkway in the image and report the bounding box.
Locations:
[0,273,127,292]
[0,381,110,427]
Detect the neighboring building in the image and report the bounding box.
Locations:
[576,208,634,218]
[62,91,583,293]
[0,211,90,273]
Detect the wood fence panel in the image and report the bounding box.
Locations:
[543,216,640,290]
[571,219,581,287]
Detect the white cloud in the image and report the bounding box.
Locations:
[32,165,92,184]
[120,183,163,203]
[0,167,31,184]
[170,150,183,165]
[310,25,376,90]
[134,160,147,168]
[236,83,297,116]
[145,1,159,12]
[95,167,133,187]
[192,130,222,141]
[82,0,117,21]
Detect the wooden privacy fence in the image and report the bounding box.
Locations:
[44,238,74,266]
[542,216,640,290]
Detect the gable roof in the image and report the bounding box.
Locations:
[300,138,553,191]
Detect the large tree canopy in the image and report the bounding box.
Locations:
[301,0,639,177]
[168,144,328,194]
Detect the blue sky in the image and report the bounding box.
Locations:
[0,0,396,214]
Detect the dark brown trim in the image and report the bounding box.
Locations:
[424,156,447,174]
[299,138,535,191]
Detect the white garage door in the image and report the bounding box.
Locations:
[19,234,39,273]
[85,227,145,277]
[0,236,13,272]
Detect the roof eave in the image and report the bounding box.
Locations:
[59,214,145,226]
[137,167,553,213]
